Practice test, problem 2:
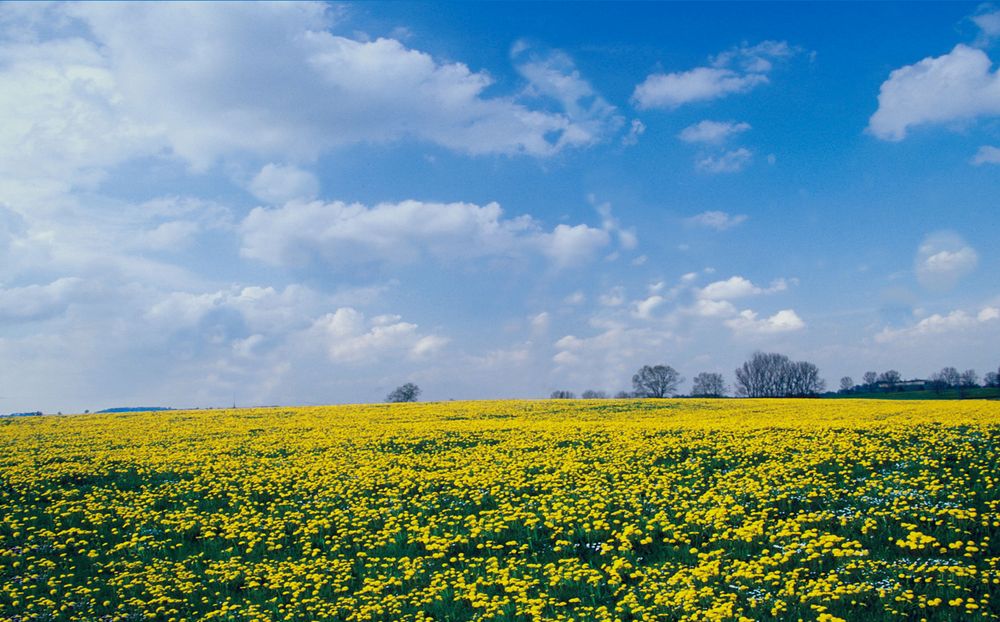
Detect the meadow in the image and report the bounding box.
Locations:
[1,399,999,621]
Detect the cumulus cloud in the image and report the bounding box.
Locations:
[239,199,611,271]
[696,148,753,173]
[868,45,1000,141]
[915,231,978,291]
[632,40,796,109]
[725,308,805,335]
[691,298,738,318]
[685,210,748,230]
[0,1,615,190]
[875,306,1000,343]
[0,277,89,322]
[312,307,446,363]
[679,120,751,144]
[972,145,1000,164]
[698,276,789,300]
[248,164,320,204]
[539,224,612,269]
[145,284,445,366]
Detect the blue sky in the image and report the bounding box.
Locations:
[1,2,999,411]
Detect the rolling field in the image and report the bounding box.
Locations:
[2,399,999,621]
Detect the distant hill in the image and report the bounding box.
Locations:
[96,407,173,413]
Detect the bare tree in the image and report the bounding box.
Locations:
[734,352,824,397]
[959,369,979,388]
[550,390,576,399]
[581,390,607,399]
[862,371,878,390]
[877,370,901,391]
[840,376,854,393]
[386,383,421,403]
[614,390,635,399]
[691,372,726,397]
[958,369,979,398]
[788,361,825,397]
[632,365,682,398]
[985,370,1000,388]
[936,367,961,388]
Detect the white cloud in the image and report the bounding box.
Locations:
[0,2,614,189]
[633,67,766,110]
[875,306,999,343]
[685,210,748,230]
[678,120,751,144]
[0,32,161,202]
[622,119,646,146]
[915,231,978,291]
[632,295,665,320]
[311,307,446,363]
[725,308,805,335]
[249,164,319,204]
[973,9,1000,44]
[868,45,1000,141]
[591,196,638,250]
[0,277,88,322]
[691,298,738,318]
[972,145,1000,165]
[551,322,674,390]
[539,224,612,269]
[696,148,753,173]
[632,40,795,109]
[239,199,611,270]
[698,276,788,300]
[511,43,623,148]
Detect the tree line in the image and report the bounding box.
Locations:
[388,357,998,403]
[839,365,1000,397]
[551,351,826,399]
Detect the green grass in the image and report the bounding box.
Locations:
[829,387,1000,400]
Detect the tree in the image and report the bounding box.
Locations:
[862,371,878,390]
[985,370,1000,388]
[734,352,824,397]
[550,390,575,399]
[877,370,901,391]
[581,390,607,399]
[691,372,726,397]
[787,361,825,397]
[958,369,979,398]
[936,367,961,388]
[632,365,682,398]
[960,369,979,388]
[614,390,635,399]
[839,376,854,393]
[386,383,421,403]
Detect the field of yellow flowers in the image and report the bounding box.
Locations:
[1,399,999,622]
